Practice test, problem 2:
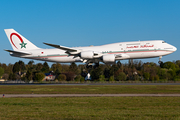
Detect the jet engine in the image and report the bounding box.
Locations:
[102,54,115,63]
[80,51,94,59]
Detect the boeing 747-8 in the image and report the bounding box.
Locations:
[4,29,177,67]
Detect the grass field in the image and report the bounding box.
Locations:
[0,97,180,119]
[0,85,179,119]
[0,85,180,94]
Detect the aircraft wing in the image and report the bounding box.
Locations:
[43,42,104,61]
[43,42,78,52]
[4,49,32,55]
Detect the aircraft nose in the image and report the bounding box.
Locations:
[173,46,177,52]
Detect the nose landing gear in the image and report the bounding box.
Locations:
[158,56,163,64]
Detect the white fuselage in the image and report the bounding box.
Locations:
[10,40,177,63]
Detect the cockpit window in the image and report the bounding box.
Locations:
[162,41,166,43]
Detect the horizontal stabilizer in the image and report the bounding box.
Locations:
[43,42,77,52]
[4,49,31,55]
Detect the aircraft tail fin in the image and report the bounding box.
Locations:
[4,29,39,51]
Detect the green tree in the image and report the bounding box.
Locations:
[51,63,62,72]
[2,73,9,80]
[143,72,150,80]
[99,75,105,81]
[21,76,27,81]
[6,64,13,75]
[51,64,57,72]
[13,62,20,73]
[117,61,122,69]
[109,76,114,81]
[134,75,139,81]
[35,73,45,82]
[36,63,43,71]
[167,70,176,80]
[0,67,4,78]
[52,63,62,76]
[9,73,13,80]
[158,69,168,80]
[109,64,119,77]
[56,63,62,72]
[10,73,20,80]
[26,69,33,81]
[61,65,69,73]
[58,74,66,81]
[12,73,17,80]
[104,68,110,78]
[66,71,75,81]
[18,60,26,72]
[41,62,49,73]
[163,62,176,70]
[134,60,143,71]
[80,77,85,82]
[1,64,7,74]
[55,69,61,76]
[28,60,34,69]
[116,72,127,81]
[175,60,180,68]
[90,66,103,80]
[74,75,82,81]
[28,60,34,66]
[154,75,159,81]
[69,62,79,75]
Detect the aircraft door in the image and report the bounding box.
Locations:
[119,43,126,53]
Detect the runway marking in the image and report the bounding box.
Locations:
[2,94,180,98]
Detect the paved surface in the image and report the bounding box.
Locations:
[1,83,180,85]
[2,94,180,98]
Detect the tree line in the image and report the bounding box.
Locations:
[0,60,180,82]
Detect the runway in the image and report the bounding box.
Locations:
[2,94,180,98]
[1,83,180,85]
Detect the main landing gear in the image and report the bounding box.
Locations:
[94,63,99,68]
[85,63,99,81]
[86,62,99,69]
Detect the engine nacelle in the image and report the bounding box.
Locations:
[80,51,94,59]
[102,54,115,63]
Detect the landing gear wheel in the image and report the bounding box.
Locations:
[94,63,99,69]
[158,56,162,64]
[86,65,93,69]
[158,61,163,64]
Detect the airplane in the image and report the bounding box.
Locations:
[4,29,177,68]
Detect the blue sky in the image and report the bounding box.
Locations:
[0,0,180,65]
